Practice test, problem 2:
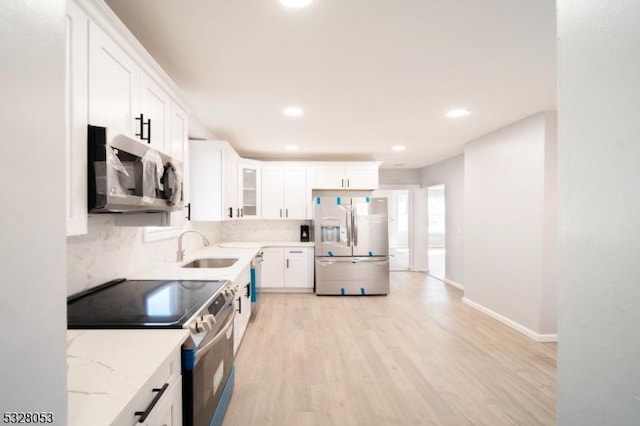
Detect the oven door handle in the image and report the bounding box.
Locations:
[195,312,234,362]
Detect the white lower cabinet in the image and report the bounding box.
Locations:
[233,266,252,355]
[261,247,314,291]
[115,347,183,426]
[140,376,182,426]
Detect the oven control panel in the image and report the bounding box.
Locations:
[184,282,235,349]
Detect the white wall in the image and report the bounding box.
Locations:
[420,154,465,286]
[463,112,556,337]
[557,1,640,424]
[379,168,421,186]
[0,0,67,420]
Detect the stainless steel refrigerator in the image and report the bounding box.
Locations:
[314,196,390,295]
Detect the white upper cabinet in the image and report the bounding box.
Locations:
[283,167,308,219]
[166,104,190,226]
[189,141,241,221]
[308,163,380,190]
[344,165,380,189]
[67,0,191,232]
[238,160,261,219]
[261,166,308,220]
[307,165,345,189]
[88,21,139,140]
[138,73,171,152]
[65,1,89,236]
[223,147,240,219]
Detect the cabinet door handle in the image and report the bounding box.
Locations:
[134,383,169,422]
[241,208,244,217]
[186,203,191,221]
[237,208,241,218]
[341,178,344,188]
[135,113,144,139]
[347,178,350,187]
[289,250,303,254]
[135,114,152,144]
[237,296,242,314]
[245,282,250,298]
[229,207,233,218]
[286,208,288,218]
[280,208,282,218]
[286,259,289,268]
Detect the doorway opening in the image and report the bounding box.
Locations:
[373,189,411,271]
[427,184,445,280]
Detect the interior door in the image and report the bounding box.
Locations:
[314,196,352,257]
[352,197,389,257]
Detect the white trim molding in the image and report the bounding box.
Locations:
[444,278,464,291]
[462,297,558,343]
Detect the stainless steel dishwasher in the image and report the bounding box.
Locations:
[250,251,263,319]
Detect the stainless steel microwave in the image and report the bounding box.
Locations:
[88,125,183,213]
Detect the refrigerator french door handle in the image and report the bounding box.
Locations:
[346,209,351,247]
[352,207,358,246]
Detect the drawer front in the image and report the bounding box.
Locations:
[141,376,183,426]
[285,248,308,257]
[315,258,389,281]
[114,348,182,425]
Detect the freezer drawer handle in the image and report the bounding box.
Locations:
[134,382,169,423]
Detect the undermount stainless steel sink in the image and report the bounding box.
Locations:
[182,258,239,268]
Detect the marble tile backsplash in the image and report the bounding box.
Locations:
[66,217,305,295]
[221,220,311,242]
[66,216,222,296]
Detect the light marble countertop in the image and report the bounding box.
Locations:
[67,329,189,426]
[218,241,315,249]
[129,242,314,281]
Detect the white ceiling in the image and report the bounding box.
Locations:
[105,0,556,169]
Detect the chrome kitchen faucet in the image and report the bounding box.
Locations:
[177,230,210,262]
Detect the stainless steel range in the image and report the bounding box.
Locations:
[67,278,238,426]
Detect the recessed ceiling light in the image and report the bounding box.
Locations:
[283,106,304,117]
[391,145,406,152]
[279,0,313,9]
[284,145,299,151]
[446,108,472,118]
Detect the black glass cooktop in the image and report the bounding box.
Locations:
[67,279,226,329]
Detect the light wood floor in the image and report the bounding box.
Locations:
[223,272,556,426]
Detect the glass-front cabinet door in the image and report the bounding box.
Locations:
[238,161,261,219]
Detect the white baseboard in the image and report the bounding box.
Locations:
[462,297,558,343]
[444,278,464,291]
